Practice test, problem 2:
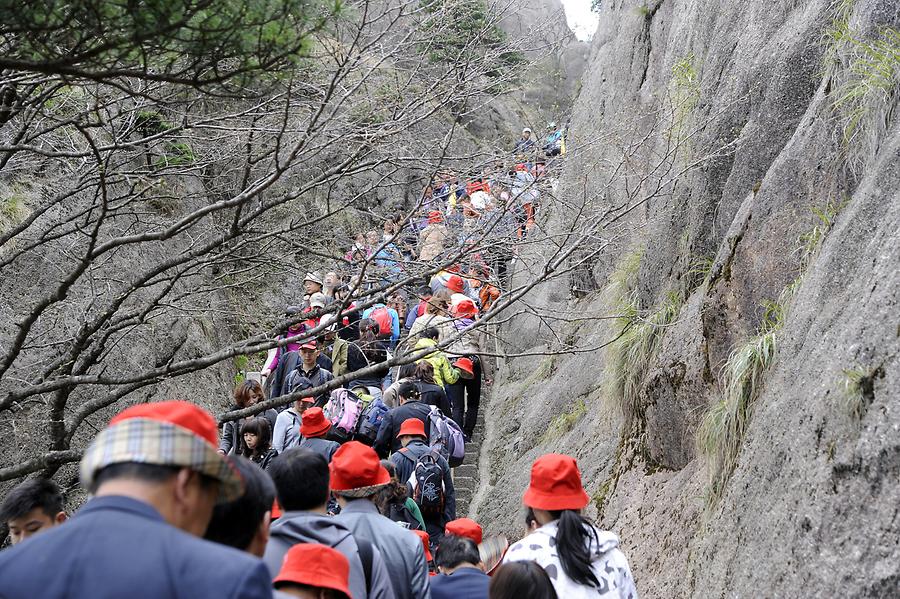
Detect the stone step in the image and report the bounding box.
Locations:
[454,464,477,478]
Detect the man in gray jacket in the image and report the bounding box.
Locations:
[265,448,394,599]
[333,441,432,599]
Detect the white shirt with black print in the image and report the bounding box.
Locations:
[504,520,638,598]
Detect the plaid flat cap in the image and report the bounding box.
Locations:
[80,401,244,503]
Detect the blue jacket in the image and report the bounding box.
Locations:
[430,567,490,599]
[0,495,272,599]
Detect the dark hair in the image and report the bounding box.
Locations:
[204,456,275,550]
[233,380,264,409]
[240,417,272,459]
[421,327,439,340]
[415,361,435,384]
[524,507,537,530]
[374,460,409,514]
[0,478,65,523]
[398,363,418,379]
[548,509,602,588]
[489,561,558,599]
[268,448,329,511]
[275,583,347,599]
[89,462,220,495]
[397,380,420,402]
[435,534,481,570]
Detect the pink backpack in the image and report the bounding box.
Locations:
[323,388,363,444]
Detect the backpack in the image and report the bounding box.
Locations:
[404,448,445,517]
[355,396,390,446]
[323,388,363,444]
[427,406,466,467]
[388,501,423,531]
[370,306,392,337]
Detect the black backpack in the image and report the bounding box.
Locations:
[388,501,423,531]
[403,448,445,517]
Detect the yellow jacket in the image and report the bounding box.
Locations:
[413,338,459,388]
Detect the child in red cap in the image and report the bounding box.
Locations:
[501,454,637,598]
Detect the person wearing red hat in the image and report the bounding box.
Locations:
[412,529,435,574]
[419,210,450,263]
[502,454,637,598]
[299,407,340,463]
[444,518,483,545]
[390,418,455,547]
[431,534,490,599]
[446,296,486,442]
[266,448,395,599]
[0,401,273,599]
[333,442,432,599]
[292,339,335,405]
[274,543,352,599]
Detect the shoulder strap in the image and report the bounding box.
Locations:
[357,537,374,595]
[397,447,416,463]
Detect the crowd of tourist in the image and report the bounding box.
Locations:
[0,125,639,598]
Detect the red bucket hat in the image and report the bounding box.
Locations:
[446,275,465,294]
[453,357,475,380]
[330,441,391,498]
[451,299,478,318]
[274,543,351,598]
[80,401,244,503]
[300,407,331,438]
[522,454,590,511]
[396,418,427,439]
[445,518,483,545]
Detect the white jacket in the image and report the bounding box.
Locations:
[504,521,638,598]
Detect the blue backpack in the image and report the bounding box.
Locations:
[355,395,389,446]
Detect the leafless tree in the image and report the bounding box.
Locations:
[0,0,733,492]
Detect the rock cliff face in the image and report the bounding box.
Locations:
[472,0,900,596]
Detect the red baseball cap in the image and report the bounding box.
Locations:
[300,407,331,438]
[330,441,391,497]
[300,340,318,350]
[445,518,483,545]
[396,418,427,439]
[446,275,465,294]
[523,454,590,511]
[274,543,351,598]
[413,529,433,562]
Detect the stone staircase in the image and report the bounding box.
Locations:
[454,409,485,515]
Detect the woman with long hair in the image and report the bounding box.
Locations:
[218,380,276,456]
[502,454,637,598]
[489,561,558,599]
[375,460,426,531]
[240,417,278,470]
[413,361,451,414]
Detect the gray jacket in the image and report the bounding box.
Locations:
[265,510,395,599]
[299,436,340,462]
[272,408,302,453]
[337,499,431,599]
